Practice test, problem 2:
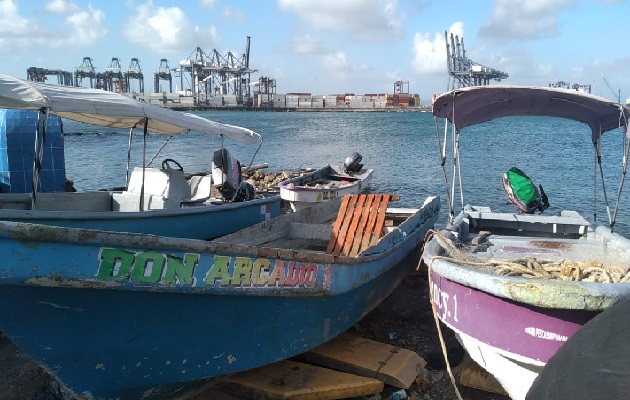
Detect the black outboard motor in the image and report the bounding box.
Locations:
[212,148,242,199]
[343,152,363,174]
[232,181,255,202]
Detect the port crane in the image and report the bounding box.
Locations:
[178,36,258,106]
[26,67,73,86]
[154,59,173,93]
[125,58,144,94]
[445,31,508,90]
[74,57,96,88]
[602,75,621,103]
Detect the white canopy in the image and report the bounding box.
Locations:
[432,85,630,143]
[0,74,260,144]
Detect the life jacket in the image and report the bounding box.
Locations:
[502,167,549,214]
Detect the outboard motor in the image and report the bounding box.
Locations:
[502,167,550,214]
[232,180,256,202]
[212,149,242,200]
[343,152,363,174]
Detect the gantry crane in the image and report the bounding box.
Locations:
[154,59,173,93]
[125,58,144,93]
[97,57,124,92]
[445,31,508,90]
[603,75,621,103]
[178,36,258,106]
[26,67,73,85]
[74,57,96,88]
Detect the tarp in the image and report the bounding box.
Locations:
[0,74,260,143]
[432,85,630,143]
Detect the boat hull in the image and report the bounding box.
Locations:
[0,195,281,240]
[429,270,597,400]
[422,208,630,400]
[279,165,374,212]
[0,263,407,399]
[0,196,439,399]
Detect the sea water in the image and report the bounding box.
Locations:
[62,110,630,236]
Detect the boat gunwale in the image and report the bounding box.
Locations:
[277,165,374,191]
[0,196,440,268]
[0,194,280,220]
[424,237,630,311]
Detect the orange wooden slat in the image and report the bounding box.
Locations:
[340,194,368,256]
[368,193,391,247]
[348,194,377,257]
[358,194,383,254]
[327,195,358,255]
[326,194,394,257]
[326,195,354,254]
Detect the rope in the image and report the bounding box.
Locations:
[416,230,464,399]
[427,259,464,400]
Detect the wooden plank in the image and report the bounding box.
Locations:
[220,359,384,400]
[332,195,359,256]
[325,195,354,254]
[367,193,391,247]
[341,194,367,256]
[298,332,426,389]
[358,193,383,253]
[349,194,376,257]
[459,353,509,396]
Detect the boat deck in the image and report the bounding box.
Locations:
[468,233,602,263]
[216,194,418,257]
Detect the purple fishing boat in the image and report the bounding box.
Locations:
[423,85,630,400]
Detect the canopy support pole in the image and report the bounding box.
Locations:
[125,125,136,188]
[31,108,49,210]
[611,119,630,232]
[435,116,453,223]
[594,130,613,227]
[139,118,148,212]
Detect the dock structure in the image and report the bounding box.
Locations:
[22,35,427,111]
[445,31,508,90]
[549,81,592,94]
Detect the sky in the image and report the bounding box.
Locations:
[1,0,629,104]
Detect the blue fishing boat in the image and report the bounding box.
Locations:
[0,193,440,399]
[0,74,280,239]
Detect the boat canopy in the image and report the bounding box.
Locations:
[0,74,260,143]
[432,85,630,143]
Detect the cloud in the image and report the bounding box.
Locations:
[45,0,80,14]
[123,1,221,53]
[0,0,106,51]
[411,22,463,75]
[278,33,331,55]
[199,0,216,9]
[222,6,246,20]
[51,3,107,46]
[0,0,46,41]
[479,0,577,42]
[277,0,405,42]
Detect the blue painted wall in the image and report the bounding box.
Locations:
[0,109,66,193]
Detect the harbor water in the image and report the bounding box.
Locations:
[62,110,630,236]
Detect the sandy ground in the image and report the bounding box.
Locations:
[0,269,512,400]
